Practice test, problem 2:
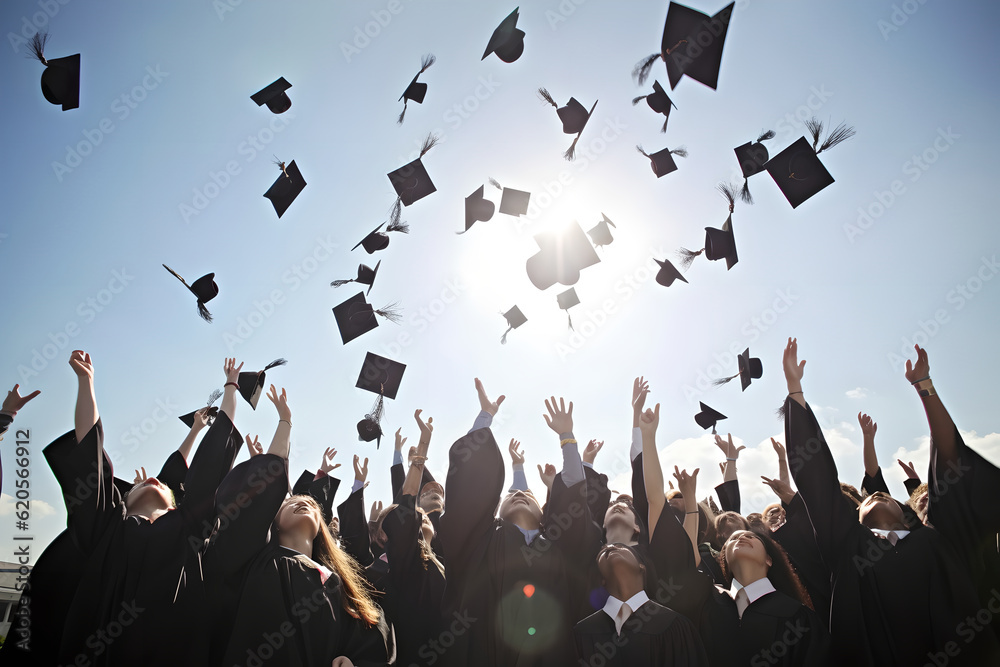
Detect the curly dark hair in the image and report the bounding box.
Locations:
[718,526,814,610]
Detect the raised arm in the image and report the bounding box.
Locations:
[338,455,373,567]
[390,428,407,499]
[771,438,790,487]
[265,385,291,459]
[69,351,98,443]
[1,384,40,439]
[640,399,666,539]
[177,407,210,462]
[220,358,243,423]
[543,396,584,486]
[630,377,651,534]
[857,412,892,496]
[400,410,433,497]
[469,377,504,433]
[673,466,702,566]
[507,438,529,492]
[713,432,744,513]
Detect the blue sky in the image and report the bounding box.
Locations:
[2,0,999,552]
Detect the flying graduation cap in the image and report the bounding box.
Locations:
[678,182,739,271]
[331,261,381,295]
[483,7,525,63]
[695,402,727,434]
[398,54,436,124]
[537,88,598,160]
[490,178,531,217]
[587,214,617,247]
[526,220,601,290]
[352,220,409,254]
[387,133,440,224]
[27,32,80,111]
[179,389,223,428]
[459,179,531,234]
[162,264,218,322]
[633,2,735,90]
[557,288,580,330]
[632,80,677,133]
[654,258,688,287]
[713,348,763,391]
[636,144,688,178]
[355,353,407,448]
[733,130,776,204]
[238,359,287,410]
[765,118,856,209]
[500,306,527,344]
[263,159,306,218]
[251,77,293,114]
[332,291,402,345]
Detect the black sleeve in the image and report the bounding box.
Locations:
[544,472,594,556]
[903,477,922,498]
[0,413,12,440]
[584,465,611,526]
[645,507,712,623]
[714,480,740,514]
[382,494,420,574]
[156,450,189,504]
[338,487,374,567]
[929,427,1000,554]
[293,471,341,524]
[292,470,313,496]
[860,466,891,497]
[631,453,649,537]
[390,462,404,500]
[180,411,242,527]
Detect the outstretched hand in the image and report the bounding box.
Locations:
[354,455,369,483]
[904,344,930,384]
[245,434,262,457]
[69,350,94,381]
[762,475,796,504]
[267,385,291,422]
[638,403,660,439]
[319,447,340,474]
[632,376,649,415]
[369,500,383,523]
[394,428,407,453]
[672,466,699,499]
[133,467,147,484]
[508,439,525,466]
[782,338,806,390]
[897,459,920,480]
[713,432,745,460]
[583,439,604,465]
[537,463,557,490]
[475,377,505,416]
[858,413,878,439]
[2,384,41,415]
[414,409,434,443]
[771,438,786,459]
[543,396,574,434]
[224,358,244,384]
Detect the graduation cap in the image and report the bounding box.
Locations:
[387,133,439,223]
[733,130,776,204]
[654,258,688,287]
[765,119,856,209]
[636,145,687,177]
[490,178,531,217]
[27,33,80,111]
[461,185,496,234]
[237,359,287,410]
[397,54,436,124]
[250,77,292,114]
[678,182,739,271]
[632,80,677,133]
[500,306,527,344]
[538,88,598,160]
[695,402,727,434]
[162,264,218,322]
[556,288,580,330]
[356,352,406,400]
[482,7,525,63]
[713,348,763,391]
[332,291,402,345]
[357,393,386,448]
[263,159,306,218]
[352,220,409,254]
[633,2,735,90]
[331,261,381,295]
[179,389,223,427]
[587,214,616,247]
[526,220,602,290]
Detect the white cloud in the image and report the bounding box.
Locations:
[0,493,57,519]
[846,387,869,399]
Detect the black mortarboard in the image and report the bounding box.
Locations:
[331,261,381,295]
[556,288,580,330]
[358,393,385,448]
[538,88,598,160]
[483,7,525,63]
[695,402,727,433]
[163,264,218,323]
[333,291,402,345]
[397,54,436,124]
[526,220,601,290]
[498,187,531,217]
[654,258,688,287]
[661,2,734,90]
[712,347,763,391]
[462,185,496,233]
[250,77,292,114]
[263,160,306,218]
[500,306,527,344]
[678,183,738,271]
[179,389,223,427]
[636,145,687,178]
[733,130,775,203]
[28,34,80,111]
[765,120,854,209]
[356,352,406,400]
[237,359,287,409]
[632,80,677,133]
[352,220,409,254]
[388,134,439,223]
[587,214,616,247]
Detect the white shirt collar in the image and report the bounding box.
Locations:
[870,528,910,541]
[602,590,650,622]
[515,524,541,545]
[729,576,776,606]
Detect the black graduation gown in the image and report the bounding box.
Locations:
[786,398,1000,666]
[646,505,831,666]
[439,427,597,667]
[715,479,740,514]
[208,454,392,667]
[573,599,710,667]
[292,468,341,523]
[860,466,923,528]
[769,493,831,628]
[390,462,444,560]
[47,413,241,666]
[381,493,447,665]
[0,446,191,666]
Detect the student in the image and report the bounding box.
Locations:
[782,337,1000,665]
[206,385,392,667]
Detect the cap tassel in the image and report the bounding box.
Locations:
[386,219,409,234]
[566,311,574,331]
[632,53,661,86]
[374,302,403,325]
[563,135,581,161]
[717,181,738,213]
[805,118,824,152]
[263,358,287,372]
[537,87,558,109]
[631,95,648,106]
[390,198,403,228]
[711,373,739,387]
[775,401,789,420]
[197,301,214,323]
[419,132,440,157]
[419,53,436,74]
[330,279,354,287]
[739,178,754,205]
[757,129,776,143]
[677,247,704,271]
[669,146,688,158]
[206,389,223,408]
[635,145,651,158]
[397,100,407,125]
[489,177,502,191]
[817,121,856,154]
[500,326,513,345]
[28,32,49,65]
